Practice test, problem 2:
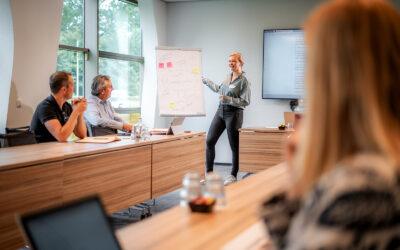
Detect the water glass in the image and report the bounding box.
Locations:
[141,126,150,140]
[180,172,201,206]
[204,172,226,209]
[130,127,137,140]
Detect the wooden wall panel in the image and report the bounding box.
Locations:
[0,162,63,250]
[240,131,290,172]
[152,135,205,197]
[63,145,151,213]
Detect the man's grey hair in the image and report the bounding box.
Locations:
[91,75,111,96]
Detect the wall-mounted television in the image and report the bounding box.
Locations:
[262,29,305,99]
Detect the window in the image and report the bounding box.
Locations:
[98,0,141,56]
[57,0,86,97]
[56,0,143,122]
[98,0,143,116]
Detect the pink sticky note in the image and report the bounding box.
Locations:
[158,63,164,68]
[167,62,173,68]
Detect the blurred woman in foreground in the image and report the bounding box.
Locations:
[262,0,400,249]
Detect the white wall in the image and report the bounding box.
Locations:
[4,0,400,139]
[0,0,13,134]
[165,0,324,163]
[138,0,169,129]
[7,0,63,128]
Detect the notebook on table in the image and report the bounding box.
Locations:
[76,136,121,143]
[19,196,122,250]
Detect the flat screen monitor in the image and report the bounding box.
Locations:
[262,29,305,99]
[19,196,122,250]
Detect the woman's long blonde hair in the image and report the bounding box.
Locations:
[292,0,400,196]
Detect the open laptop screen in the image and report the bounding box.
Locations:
[20,196,121,250]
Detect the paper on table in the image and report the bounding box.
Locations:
[222,221,271,250]
[76,136,121,144]
[150,128,169,135]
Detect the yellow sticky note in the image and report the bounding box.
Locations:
[168,102,176,110]
[192,67,200,74]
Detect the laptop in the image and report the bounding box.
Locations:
[19,196,122,250]
[167,117,185,135]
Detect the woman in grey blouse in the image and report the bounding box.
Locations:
[202,52,251,185]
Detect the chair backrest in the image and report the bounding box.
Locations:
[86,123,117,137]
[5,126,30,134]
[0,126,37,147]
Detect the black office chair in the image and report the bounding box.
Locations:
[86,123,117,137]
[0,126,37,147]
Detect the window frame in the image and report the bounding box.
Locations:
[58,0,88,97]
[57,0,143,114]
[97,0,143,114]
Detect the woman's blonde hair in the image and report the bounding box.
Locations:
[292,0,400,196]
[230,52,244,66]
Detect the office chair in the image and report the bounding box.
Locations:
[86,123,118,137]
[111,199,153,226]
[0,126,37,147]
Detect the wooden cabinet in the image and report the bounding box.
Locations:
[63,145,151,213]
[239,128,292,173]
[0,162,63,250]
[152,134,205,197]
[0,132,205,249]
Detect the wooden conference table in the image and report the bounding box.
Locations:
[0,132,205,250]
[117,163,289,250]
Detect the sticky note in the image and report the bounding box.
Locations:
[167,62,173,68]
[159,63,164,69]
[192,67,200,74]
[168,102,176,110]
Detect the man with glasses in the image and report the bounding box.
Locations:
[84,75,132,135]
[30,71,87,143]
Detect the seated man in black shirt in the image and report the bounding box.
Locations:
[30,71,87,143]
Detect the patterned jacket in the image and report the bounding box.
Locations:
[261,154,400,250]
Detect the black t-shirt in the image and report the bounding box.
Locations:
[30,95,73,143]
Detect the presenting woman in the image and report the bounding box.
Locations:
[261,0,400,249]
[202,52,251,185]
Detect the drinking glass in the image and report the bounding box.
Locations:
[180,172,201,206]
[204,172,226,209]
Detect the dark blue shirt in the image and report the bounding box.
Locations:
[30,95,72,143]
